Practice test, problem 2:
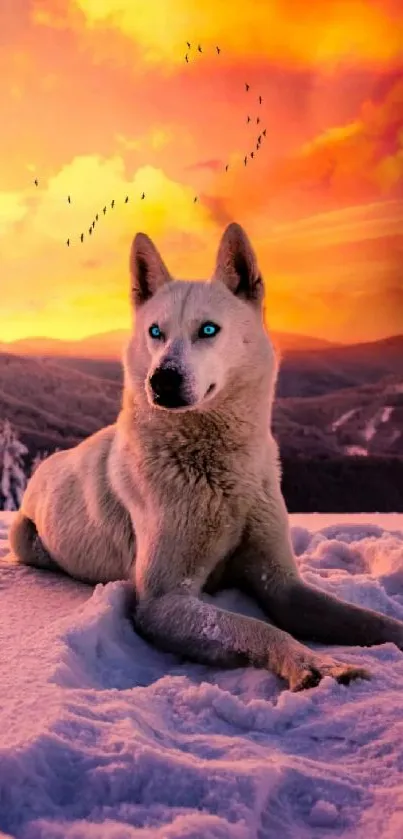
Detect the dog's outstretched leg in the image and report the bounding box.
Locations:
[237,489,403,651]
[269,580,403,648]
[134,591,369,691]
[132,522,369,691]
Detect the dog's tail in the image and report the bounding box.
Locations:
[9,511,61,573]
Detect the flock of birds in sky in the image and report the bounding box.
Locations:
[32,44,267,247]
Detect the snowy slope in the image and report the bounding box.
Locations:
[1,513,403,839]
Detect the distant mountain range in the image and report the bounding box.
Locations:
[0,329,340,359]
[0,352,121,452]
[276,334,403,397]
[46,333,403,399]
[0,333,401,460]
[274,375,403,458]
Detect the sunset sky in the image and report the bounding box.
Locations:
[1,0,402,346]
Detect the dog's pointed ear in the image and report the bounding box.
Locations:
[212,222,264,306]
[130,232,172,307]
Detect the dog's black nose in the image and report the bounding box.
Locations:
[149,366,188,408]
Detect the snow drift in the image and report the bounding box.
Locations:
[1,513,403,839]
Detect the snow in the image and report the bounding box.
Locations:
[381,406,393,424]
[331,409,357,432]
[362,405,393,444]
[0,419,28,510]
[344,445,368,456]
[1,513,403,839]
[362,413,378,442]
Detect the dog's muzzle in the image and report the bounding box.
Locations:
[149,366,190,409]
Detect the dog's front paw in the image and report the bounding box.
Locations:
[289,657,371,692]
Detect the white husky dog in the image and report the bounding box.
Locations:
[10,223,403,690]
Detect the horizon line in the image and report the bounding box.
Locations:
[1,330,402,351]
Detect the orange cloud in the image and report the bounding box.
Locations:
[0,153,218,342]
[202,77,403,231]
[32,0,403,68]
[284,79,403,203]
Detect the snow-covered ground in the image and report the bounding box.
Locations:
[1,513,403,839]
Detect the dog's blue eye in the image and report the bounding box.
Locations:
[149,324,163,340]
[199,322,220,339]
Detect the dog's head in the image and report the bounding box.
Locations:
[124,222,276,412]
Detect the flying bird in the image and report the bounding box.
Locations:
[67,195,71,203]
[256,116,260,124]
[187,41,191,48]
[257,134,262,143]
[111,199,115,208]
[262,128,267,137]
[193,196,198,203]
[66,238,70,246]
[225,164,229,171]
[256,142,260,151]
[244,155,247,166]
[95,213,98,221]
[245,83,250,92]
[92,221,95,229]
[89,227,92,235]
[125,196,129,203]
[250,151,254,159]
[80,233,84,242]
[247,115,251,123]
[34,179,38,186]
[216,46,221,54]
[197,45,202,53]
[103,206,107,214]
[259,95,262,104]
[185,54,189,63]
[141,192,145,199]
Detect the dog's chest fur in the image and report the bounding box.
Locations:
[145,414,258,490]
[121,407,264,537]
[151,430,240,495]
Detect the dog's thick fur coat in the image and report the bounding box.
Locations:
[10,223,403,690]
